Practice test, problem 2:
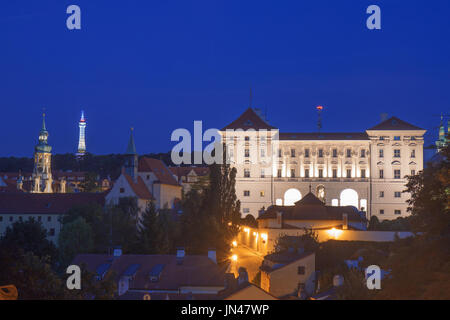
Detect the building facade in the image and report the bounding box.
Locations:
[220,108,426,221]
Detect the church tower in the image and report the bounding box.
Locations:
[435,114,448,153]
[32,113,53,193]
[77,110,87,156]
[124,128,138,181]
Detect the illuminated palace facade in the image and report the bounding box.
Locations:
[220,108,426,221]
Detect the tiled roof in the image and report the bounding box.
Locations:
[72,254,227,291]
[138,158,180,186]
[169,166,209,179]
[0,192,106,214]
[260,251,314,274]
[123,174,154,200]
[221,108,277,131]
[258,192,364,221]
[280,132,369,140]
[368,116,424,131]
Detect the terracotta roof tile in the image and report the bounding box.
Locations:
[138,158,180,186]
[123,174,154,200]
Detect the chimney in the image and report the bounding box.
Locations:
[237,267,249,285]
[342,213,348,230]
[176,247,185,265]
[208,249,217,264]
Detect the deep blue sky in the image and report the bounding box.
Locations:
[1,0,449,158]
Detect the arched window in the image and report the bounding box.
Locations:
[284,188,302,206]
[340,189,359,208]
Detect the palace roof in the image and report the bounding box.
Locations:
[279,132,369,140]
[221,108,277,131]
[368,116,424,131]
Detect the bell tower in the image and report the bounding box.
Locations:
[32,112,53,193]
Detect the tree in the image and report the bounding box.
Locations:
[58,217,94,268]
[80,172,99,192]
[0,218,58,264]
[273,229,319,253]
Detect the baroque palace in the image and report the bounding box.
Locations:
[220,108,426,220]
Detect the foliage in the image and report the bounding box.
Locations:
[368,216,412,231]
[80,172,100,192]
[0,218,58,265]
[273,229,320,253]
[241,214,258,228]
[58,217,94,268]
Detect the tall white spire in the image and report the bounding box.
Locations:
[77,110,87,156]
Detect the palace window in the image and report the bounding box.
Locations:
[244,169,250,178]
[379,149,384,158]
[394,149,401,158]
[291,149,296,157]
[244,190,250,197]
[394,170,401,179]
[260,169,265,178]
[346,169,352,178]
[346,149,352,158]
[260,191,265,197]
[332,149,337,158]
[379,191,384,198]
[318,169,323,178]
[304,149,310,158]
[243,208,250,214]
[395,210,401,215]
[318,149,323,158]
[361,169,366,178]
[394,192,401,198]
[360,149,365,158]
[245,136,250,141]
[411,169,416,176]
[245,149,250,157]
[394,136,401,141]
[277,169,282,178]
[379,169,384,179]
[411,150,416,158]
[291,169,296,178]
[278,149,282,158]
[260,149,265,157]
[304,169,310,178]
[379,209,384,215]
[332,169,337,178]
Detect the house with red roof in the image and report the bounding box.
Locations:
[106,130,182,212]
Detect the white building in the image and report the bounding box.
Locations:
[220,108,426,221]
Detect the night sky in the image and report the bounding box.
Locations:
[1,0,449,159]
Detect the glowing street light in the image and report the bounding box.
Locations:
[232,240,238,247]
[231,254,238,262]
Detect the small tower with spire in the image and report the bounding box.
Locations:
[435,114,448,153]
[124,127,138,181]
[32,112,53,193]
[77,110,87,157]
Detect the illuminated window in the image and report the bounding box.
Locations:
[340,189,358,207]
[260,191,265,197]
[331,199,338,206]
[276,199,283,206]
[284,188,302,206]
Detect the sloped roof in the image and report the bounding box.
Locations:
[258,192,363,222]
[221,108,277,131]
[169,166,209,179]
[280,132,369,140]
[123,174,154,200]
[0,192,106,214]
[368,116,424,131]
[138,158,180,186]
[72,254,227,291]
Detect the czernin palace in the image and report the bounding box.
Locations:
[219,108,426,221]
